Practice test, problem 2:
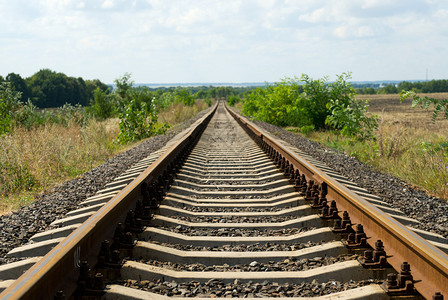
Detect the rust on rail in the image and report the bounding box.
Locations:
[226,104,448,299]
[0,104,217,300]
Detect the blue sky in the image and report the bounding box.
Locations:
[1,0,447,83]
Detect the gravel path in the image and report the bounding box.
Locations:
[252,119,448,237]
[0,107,212,264]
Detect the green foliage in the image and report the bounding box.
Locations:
[325,99,378,140]
[6,73,31,102]
[114,72,134,99]
[242,73,356,129]
[194,90,208,99]
[227,95,240,106]
[242,73,377,140]
[116,99,169,144]
[26,69,94,108]
[87,88,115,120]
[216,87,232,99]
[300,125,315,136]
[175,88,194,106]
[14,100,49,128]
[156,91,176,109]
[56,103,90,126]
[419,140,448,156]
[204,97,212,107]
[400,90,448,121]
[242,78,303,127]
[356,79,448,95]
[0,82,22,135]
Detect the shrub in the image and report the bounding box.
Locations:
[116,99,168,144]
[242,73,358,128]
[0,82,22,135]
[300,125,315,136]
[87,88,115,120]
[325,98,378,140]
[227,95,241,106]
[175,88,195,106]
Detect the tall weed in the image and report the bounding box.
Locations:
[0,119,120,213]
[310,124,448,200]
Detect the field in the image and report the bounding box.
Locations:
[309,93,448,200]
[364,93,448,130]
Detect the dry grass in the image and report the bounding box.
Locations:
[309,93,448,200]
[158,100,211,125]
[0,118,122,214]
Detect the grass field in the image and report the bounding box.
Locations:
[309,93,448,200]
[0,100,211,215]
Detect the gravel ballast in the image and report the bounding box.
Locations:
[252,119,448,238]
[121,278,383,298]
[133,254,359,272]
[147,240,322,252]
[154,225,314,237]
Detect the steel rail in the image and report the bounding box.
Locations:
[0,103,218,300]
[226,104,448,299]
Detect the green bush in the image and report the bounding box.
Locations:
[87,88,115,120]
[242,73,357,129]
[241,73,377,140]
[155,91,176,109]
[300,125,315,136]
[176,88,195,106]
[227,95,241,106]
[116,99,169,144]
[325,99,378,141]
[242,78,303,127]
[0,82,22,135]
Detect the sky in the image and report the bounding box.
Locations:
[1,0,447,84]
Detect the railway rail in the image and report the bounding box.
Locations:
[1,101,448,299]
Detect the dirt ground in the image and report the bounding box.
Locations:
[357,93,448,134]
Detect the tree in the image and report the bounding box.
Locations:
[114,72,133,99]
[6,73,31,102]
[26,69,93,108]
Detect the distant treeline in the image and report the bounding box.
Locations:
[0,69,259,108]
[355,79,448,95]
[0,69,109,108]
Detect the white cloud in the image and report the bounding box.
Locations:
[0,0,448,82]
[101,0,114,9]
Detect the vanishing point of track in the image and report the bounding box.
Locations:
[1,102,448,299]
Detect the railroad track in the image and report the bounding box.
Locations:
[1,101,448,299]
